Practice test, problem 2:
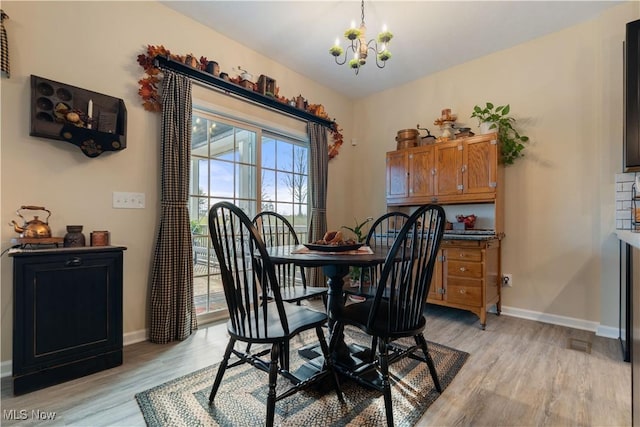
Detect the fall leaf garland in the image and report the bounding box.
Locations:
[136,44,344,159]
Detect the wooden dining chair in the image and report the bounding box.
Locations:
[345,211,410,299]
[208,202,343,426]
[329,204,446,427]
[253,211,328,306]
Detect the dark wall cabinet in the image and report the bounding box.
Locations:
[10,246,125,395]
[624,19,640,171]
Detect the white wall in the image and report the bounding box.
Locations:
[0,1,353,362]
[350,3,640,328]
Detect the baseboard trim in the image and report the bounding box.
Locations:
[500,305,617,338]
[123,328,148,346]
[1,360,11,380]
[596,325,620,339]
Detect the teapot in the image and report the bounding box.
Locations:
[9,205,52,238]
[417,124,436,144]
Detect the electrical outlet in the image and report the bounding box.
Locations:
[113,192,145,209]
[502,273,513,287]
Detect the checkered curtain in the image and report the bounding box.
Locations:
[1,10,9,78]
[149,71,197,343]
[307,122,329,285]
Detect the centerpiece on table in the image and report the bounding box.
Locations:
[341,217,374,286]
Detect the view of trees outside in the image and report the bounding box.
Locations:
[189,112,309,315]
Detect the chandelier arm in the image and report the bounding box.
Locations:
[334,43,358,66]
[374,55,387,69]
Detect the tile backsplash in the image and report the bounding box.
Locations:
[615,172,639,229]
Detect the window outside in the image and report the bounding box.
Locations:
[189,111,309,316]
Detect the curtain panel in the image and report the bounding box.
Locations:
[149,71,197,344]
[307,122,329,286]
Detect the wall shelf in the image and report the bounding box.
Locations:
[30,75,127,158]
[153,56,334,128]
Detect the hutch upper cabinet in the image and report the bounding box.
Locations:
[386,133,499,206]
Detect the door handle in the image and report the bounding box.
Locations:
[65,257,83,267]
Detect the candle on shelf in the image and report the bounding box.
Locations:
[87,100,93,129]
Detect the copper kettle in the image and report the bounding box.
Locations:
[9,205,52,238]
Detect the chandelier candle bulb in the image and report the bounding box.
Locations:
[87,99,93,129]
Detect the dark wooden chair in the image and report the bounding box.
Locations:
[253,211,328,306]
[329,204,446,427]
[208,202,343,426]
[345,211,410,299]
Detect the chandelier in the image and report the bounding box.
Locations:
[329,0,393,75]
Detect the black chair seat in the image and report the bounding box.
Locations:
[277,285,327,304]
[227,302,327,343]
[341,299,426,340]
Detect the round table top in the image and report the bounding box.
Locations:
[263,244,389,268]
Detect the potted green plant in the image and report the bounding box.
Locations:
[342,217,373,285]
[470,102,530,165]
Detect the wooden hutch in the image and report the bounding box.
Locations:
[386,132,503,329]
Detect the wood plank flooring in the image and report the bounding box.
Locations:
[0,304,631,426]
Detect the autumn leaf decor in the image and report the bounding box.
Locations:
[329,122,344,160]
[136,44,344,159]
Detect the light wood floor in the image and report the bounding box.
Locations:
[1,304,631,426]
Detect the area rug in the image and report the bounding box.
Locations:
[135,327,469,427]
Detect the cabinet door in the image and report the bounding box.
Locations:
[435,141,463,196]
[13,251,123,375]
[464,136,498,194]
[386,151,409,199]
[409,146,435,198]
[427,249,445,301]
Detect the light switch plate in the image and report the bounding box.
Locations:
[113,192,145,209]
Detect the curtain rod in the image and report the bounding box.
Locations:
[153,56,334,128]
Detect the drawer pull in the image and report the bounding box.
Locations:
[459,289,466,294]
[459,267,466,272]
[459,253,465,257]
[65,257,83,267]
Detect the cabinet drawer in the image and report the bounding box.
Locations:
[442,240,482,248]
[448,260,483,278]
[446,248,482,262]
[447,278,482,305]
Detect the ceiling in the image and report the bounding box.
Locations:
[161,1,622,100]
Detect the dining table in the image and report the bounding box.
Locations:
[263,243,390,369]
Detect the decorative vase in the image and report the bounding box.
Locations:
[64,225,86,247]
[90,230,110,247]
[480,121,496,134]
[206,61,220,77]
[440,121,455,140]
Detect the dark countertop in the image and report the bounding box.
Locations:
[375,230,502,241]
